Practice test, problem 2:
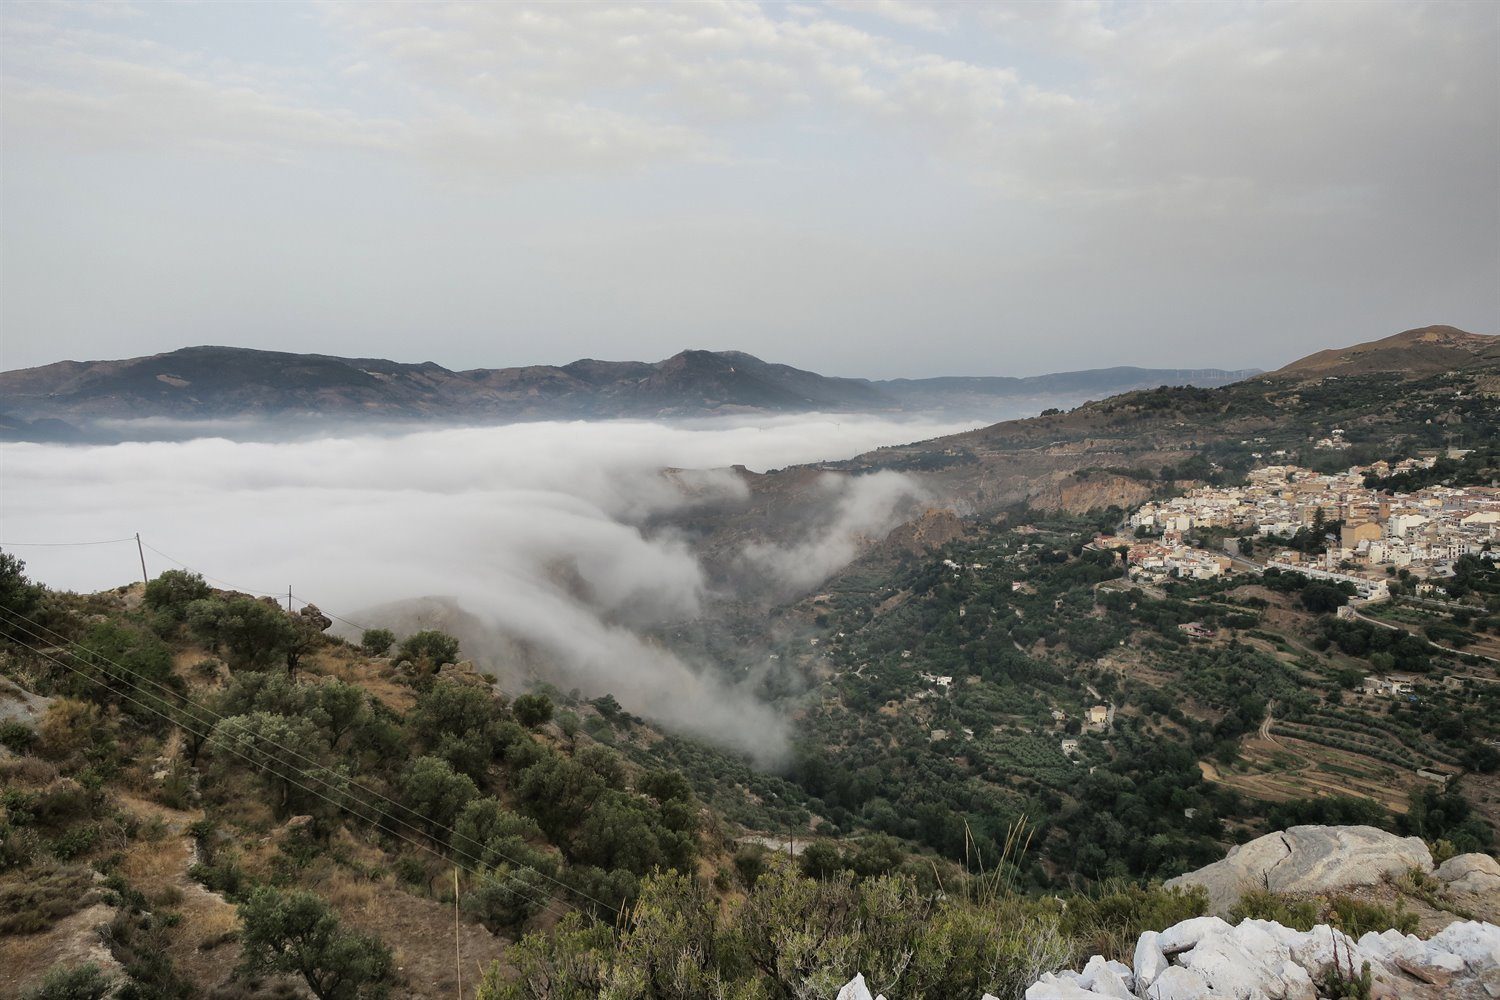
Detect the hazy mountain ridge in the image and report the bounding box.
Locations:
[1266,325,1500,379]
[0,344,1257,439]
[669,325,1498,598]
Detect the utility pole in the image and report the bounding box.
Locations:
[135,533,149,586]
[287,586,293,613]
[453,868,463,1000]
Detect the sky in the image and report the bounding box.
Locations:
[2,0,1496,379]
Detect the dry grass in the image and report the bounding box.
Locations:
[321,655,416,713]
[0,902,122,998]
[0,755,60,787]
[316,866,511,999]
[121,839,187,887]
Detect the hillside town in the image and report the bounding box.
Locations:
[1107,458,1500,596]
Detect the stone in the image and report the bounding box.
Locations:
[1435,854,1500,889]
[1394,956,1451,987]
[1164,825,1433,914]
[1178,927,1312,1000]
[835,974,873,1000]
[1134,930,1169,991]
[1078,955,1131,999]
[1425,920,1500,972]
[1357,928,1427,968]
[1286,924,1369,978]
[1023,972,1116,999]
[1145,966,1211,1000]
[1158,916,1232,955]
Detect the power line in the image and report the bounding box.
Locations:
[0,606,621,920]
[292,593,375,635]
[2,618,574,925]
[0,537,138,547]
[0,622,549,895]
[139,541,286,598]
[141,542,377,635]
[6,533,375,637]
[1,535,624,916]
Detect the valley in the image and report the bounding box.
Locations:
[1,324,1497,998]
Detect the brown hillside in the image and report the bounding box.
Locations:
[1266,325,1498,380]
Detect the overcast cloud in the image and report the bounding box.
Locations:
[0,414,974,761]
[1,1,1495,377]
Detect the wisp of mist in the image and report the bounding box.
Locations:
[1,414,976,763]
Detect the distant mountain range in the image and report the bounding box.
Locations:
[0,346,1260,441]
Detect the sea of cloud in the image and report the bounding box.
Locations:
[1,413,978,761]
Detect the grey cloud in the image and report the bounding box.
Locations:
[1,415,973,762]
[0,1,1493,380]
[740,470,927,593]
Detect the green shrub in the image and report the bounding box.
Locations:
[49,823,100,861]
[1230,889,1318,930]
[512,693,554,729]
[143,570,212,618]
[360,628,395,656]
[1063,882,1210,961]
[396,630,460,671]
[1325,895,1418,937]
[0,720,37,754]
[24,963,111,1000]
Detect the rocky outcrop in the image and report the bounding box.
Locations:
[1028,471,1154,515]
[1021,917,1500,1000]
[833,825,1500,999]
[0,675,53,732]
[1428,851,1500,905]
[835,917,1500,999]
[1162,825,1433,915]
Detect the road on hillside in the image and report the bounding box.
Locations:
[1348,606,1500,665]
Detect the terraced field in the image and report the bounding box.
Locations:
[1197,701,1437,815]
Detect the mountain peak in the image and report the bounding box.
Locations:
[1268,324,1498,379]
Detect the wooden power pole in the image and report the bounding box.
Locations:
[135,533,149,585]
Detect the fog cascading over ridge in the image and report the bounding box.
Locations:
[1,414,978,764]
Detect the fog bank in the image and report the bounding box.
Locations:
[1,414,975,762]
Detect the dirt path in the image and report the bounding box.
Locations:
[1259,704,1278,746]
[1351,608,1500,664]
[114,795,242,989]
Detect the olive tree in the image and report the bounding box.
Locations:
[237,887,392,1000]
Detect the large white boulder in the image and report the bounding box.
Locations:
[835,974,874,1000]
[1134,930,1169,992]
[1434,854,1500,920]
[1077,955,1132,998]
[1286,924,1370,978]
[1356,928,1427,968]
[1164,826,1433,914]
[1176,924,1315,1000]
[1145,965,1212,1000]
[1425,920,1500,972]
[1158,916,1232,955]
[1020,917,1500,1000]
